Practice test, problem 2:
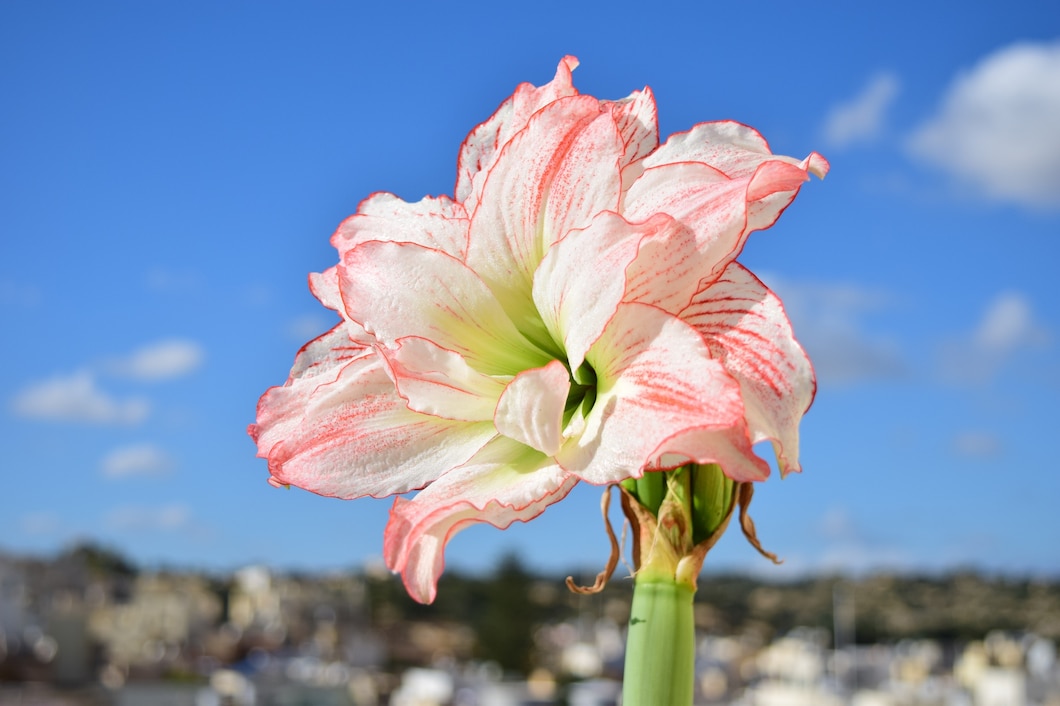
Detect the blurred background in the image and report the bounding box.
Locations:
[1,1,1058,704]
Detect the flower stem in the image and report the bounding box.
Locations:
[622,576,696,706]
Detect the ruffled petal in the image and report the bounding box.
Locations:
[605,87,660,181]
[251,326,372,453]
[743,156,825,234]
[494,360,570,456]
[533,211,693,372]
[456,55,580,207]
[330,192,470,261]
[680,262,814,475]
[252,331,495,498]
[308,266,344,314]
[641,120,828,181]
[339,241,549,376]
[559,302,748,484]
[620,216,705,315]
[623,162,755,284]
[464,95,616,329]
[541,109,625,250]
[624,154,827,290]
[384,336,508,422]
[384,436,579,603]
[307,267,373,345]
[650,426,770,482]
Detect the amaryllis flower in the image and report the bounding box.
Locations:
[250,56,828,603]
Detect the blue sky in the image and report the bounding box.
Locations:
[2,1,1058,581]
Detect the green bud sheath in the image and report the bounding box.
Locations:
[692,463,735,543]
[621,470,667,516]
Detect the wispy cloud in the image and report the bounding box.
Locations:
[938,291,1049,384]
[100,443,175,479]
[760,275,905,385]
[10,371,149,425]
[104,504,192,532]
[106,339,204,381]
[822,72,900,148]
[972,291,1048,353]
[907,40,1060,209]
[19,512,64,537]
[951,431,1002,459]
[11,338,204,425]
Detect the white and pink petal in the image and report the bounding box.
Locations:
[494,360,570,456]
[384,436,579,603]
[339,241,549,376]
[679,262,814,475]
[330,192,470,261]
[456,56,581,206]
[642,120,827,180]
[651,425,770,482]
[252,350,495,500]
[605,87,660,179]
[624,155,827,288]
[464,95,617,319]
[532,212,646,372]
[559,302,748,485]
[383,336,508,422]
[533,211,703,371]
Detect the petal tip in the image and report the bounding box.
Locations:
[805,152,830,179]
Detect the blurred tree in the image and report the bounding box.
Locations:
[474,553,539,675]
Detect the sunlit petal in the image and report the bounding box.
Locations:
[385,436,578,603]
[560,303,748,484]
[253,342,494,499]
[457,55,580,207]
[331,192,470,261]
[465,95,616,327]
[494,360,570,456]
[385,336,508,422]
[340,241,549,376]
[681,262,814,475]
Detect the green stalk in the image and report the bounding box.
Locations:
[622,576,696,706]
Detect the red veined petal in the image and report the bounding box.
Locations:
[251,331,495,498]
[384,437,578,603]
[559,302,750,484]
[339,241,548,376]
[456,55,580,206]
[680,262,815,476]
[330,192,470,262]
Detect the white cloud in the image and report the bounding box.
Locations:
[10,371,149,425]
[939,291,1049,384]
[974,291,1047,353]
[822,72,900,148]
[100,443,174,479]
[951,431,1002,459]
[907,40,1060,209]
[19,512,63,536]
[108,339,204,381]
[760,275,905,385]
[104,504,192,532]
